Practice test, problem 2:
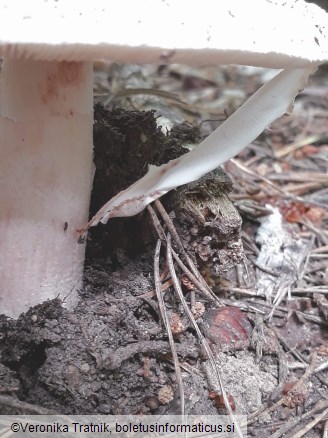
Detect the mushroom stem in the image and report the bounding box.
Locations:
[0,59,94,318]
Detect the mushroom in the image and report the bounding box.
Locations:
[0,0,327,318]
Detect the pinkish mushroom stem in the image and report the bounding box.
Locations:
[0,59,94,318]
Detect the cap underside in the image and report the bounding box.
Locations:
[0,0,327,67]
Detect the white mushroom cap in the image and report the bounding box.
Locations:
[0,0,327,68]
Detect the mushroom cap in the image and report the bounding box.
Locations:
[0,0,327,68]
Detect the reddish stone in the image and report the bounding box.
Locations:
[209,391,236,412]
[204,307,252,351]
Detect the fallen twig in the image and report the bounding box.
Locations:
[269,399,328,438]
[247,352,317,426]
[166,233,245,438]
[153,239,185,415]
[147,203,217,302]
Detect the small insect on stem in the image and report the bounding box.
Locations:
[64,221,68,231]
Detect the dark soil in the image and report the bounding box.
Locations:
[0,101,327,437]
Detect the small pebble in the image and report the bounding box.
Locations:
[145,396,159,411]
[81,363,90,373]
[158,385,174,405]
